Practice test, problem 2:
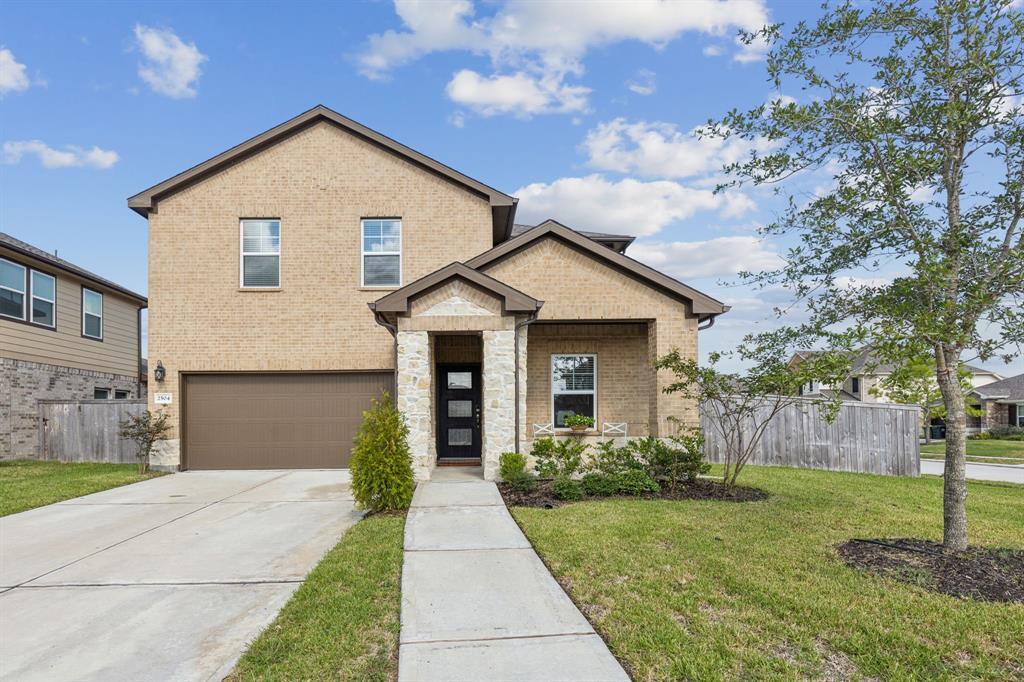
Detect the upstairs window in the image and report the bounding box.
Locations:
[361,218,401,287]
[551,354,597,428]
[82,288,103,339]
[31,271,56,328]
[240,219,281,288]
[0,258,26,320]
[850,377,860,395]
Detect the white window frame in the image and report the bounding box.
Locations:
[30,270,56,328]
[0,257,27,321]
[1016,404,1024,428]
[239,219,281,289]
[82,287,103,340]
[360,218,402,288]
[551,353,597,430]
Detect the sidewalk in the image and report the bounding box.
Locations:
[398,468,629,682]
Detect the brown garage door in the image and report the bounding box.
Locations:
[183,372,393,470]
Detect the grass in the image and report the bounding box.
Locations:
[0,459,164,516]
[921,439,1024,465]
[229,512,405,682]
[510,466,1024,681]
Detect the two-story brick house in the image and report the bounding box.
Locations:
[1,232,147,458]
[131,105,727,479]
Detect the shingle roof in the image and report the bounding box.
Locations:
[971,372,1024,401]
[0,232,147,305]
[792,346,1001,379]
[511,223,635,253]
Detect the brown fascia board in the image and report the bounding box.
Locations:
[127,105,517,243]
[368,262,542,315]
[465,219,728,316]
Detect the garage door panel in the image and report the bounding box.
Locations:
[184,373,393,470]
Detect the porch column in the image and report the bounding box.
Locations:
[516,324,529,450]
[396,330,435,480]
[648,319,699,436]
[482,329,516,480]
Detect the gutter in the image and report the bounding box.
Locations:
[514,305,542,453]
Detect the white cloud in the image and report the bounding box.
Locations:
[625,68,656,96]
[702,44,723,57]
[581,118,776,179]
[629,236,784,279]
[133,25,206,98]
[358,0,770,115]
[3,140,119,169]
[0,48,30,95]
[448,111,466,128]
[445,69,589,116]
[514,174,754,236]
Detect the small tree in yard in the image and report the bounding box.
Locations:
[656,340,848,488]
[119,410,171,474]
[350,393,415,512]
[708,0,1024,549]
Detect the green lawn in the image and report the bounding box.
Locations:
[0,460,164,516]
[921,439,1024,465]
[229,512,405,682]
[511,467,1024,681]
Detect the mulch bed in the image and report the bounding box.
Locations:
[836,538,1024,603]
[497,477,768,508]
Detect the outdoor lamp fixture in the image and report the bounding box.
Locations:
[154,361,166,383]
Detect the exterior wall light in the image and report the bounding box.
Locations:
[154,361,166,383]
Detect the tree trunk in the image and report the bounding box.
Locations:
[935,348,967,551]
[923,407,932,444]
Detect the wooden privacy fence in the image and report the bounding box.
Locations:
[39,400,146,464]
[699,397,920,477]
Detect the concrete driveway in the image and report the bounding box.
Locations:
[0,470,360,682]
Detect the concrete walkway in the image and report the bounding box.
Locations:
[0,470,360,682]
[398,468,628,682]
[920,459,1024,484]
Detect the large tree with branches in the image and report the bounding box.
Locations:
[710,0,1024,550]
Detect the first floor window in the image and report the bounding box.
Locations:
[1016,405,1024,428]
[850,377,860,395]
[0,257,26,320]
[94,388,110,399]
[241,219,281,287]
[551,354,596,428]
[82,288,103,339]
[31,271,55,327]
[361,218,401,287]
[114,389,130,400]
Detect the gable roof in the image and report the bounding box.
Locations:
[0,232,147,306]
[511,222,635,254]
[368,262,542,315]
[465,219,728,317]
[790,347,1003,379]
[971,372,1024,401]
[127,105,518,245]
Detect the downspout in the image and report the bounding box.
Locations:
[697,315,716,331]
[514,304,542,454]
[369,304,399,398]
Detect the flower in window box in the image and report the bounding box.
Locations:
[564,413,595,433]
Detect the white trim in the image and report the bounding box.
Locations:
[550,353,597,430]
[0,257,27,321]
[360,218,402,288]
[239,219,281,289]
[82,287,103,339]
[29,270,56,328]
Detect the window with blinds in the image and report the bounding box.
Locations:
[551,354,597,428]
[240,219,281,288]
[361,218,401,287]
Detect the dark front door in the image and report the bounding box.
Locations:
[436,363,481,460]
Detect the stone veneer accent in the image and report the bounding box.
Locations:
[397,331,434,480]
[482,330,516,480]
[0,357,139,459]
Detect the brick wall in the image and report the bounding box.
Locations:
[0,357,138,459]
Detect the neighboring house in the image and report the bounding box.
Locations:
[130,105,728,479]
[969,373,1024,432]
[0,232,148,458]
[789,346,1003,403]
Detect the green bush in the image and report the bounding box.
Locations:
[969,432,992,440]
[588,440,640,475]
[507,471,537,492]
[350,393,415,512]
[499,452,528,480]
[613,469,660,495]
[532,437,586,478]
[552,476,584,501]
[624,433,708,491]
[989,426,1024,439]
[581,473,619,497]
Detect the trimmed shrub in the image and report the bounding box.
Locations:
[350,393,415,512]
[499,452,528,480]
[508,471,537,492]
[552,476,584,501]
[624,433,708,491]
[588,440,640,476]
[532,436,586,478]
[613,469,660,495]
[581,473,619,497]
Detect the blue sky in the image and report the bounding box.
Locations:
[2,0,1021,377]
